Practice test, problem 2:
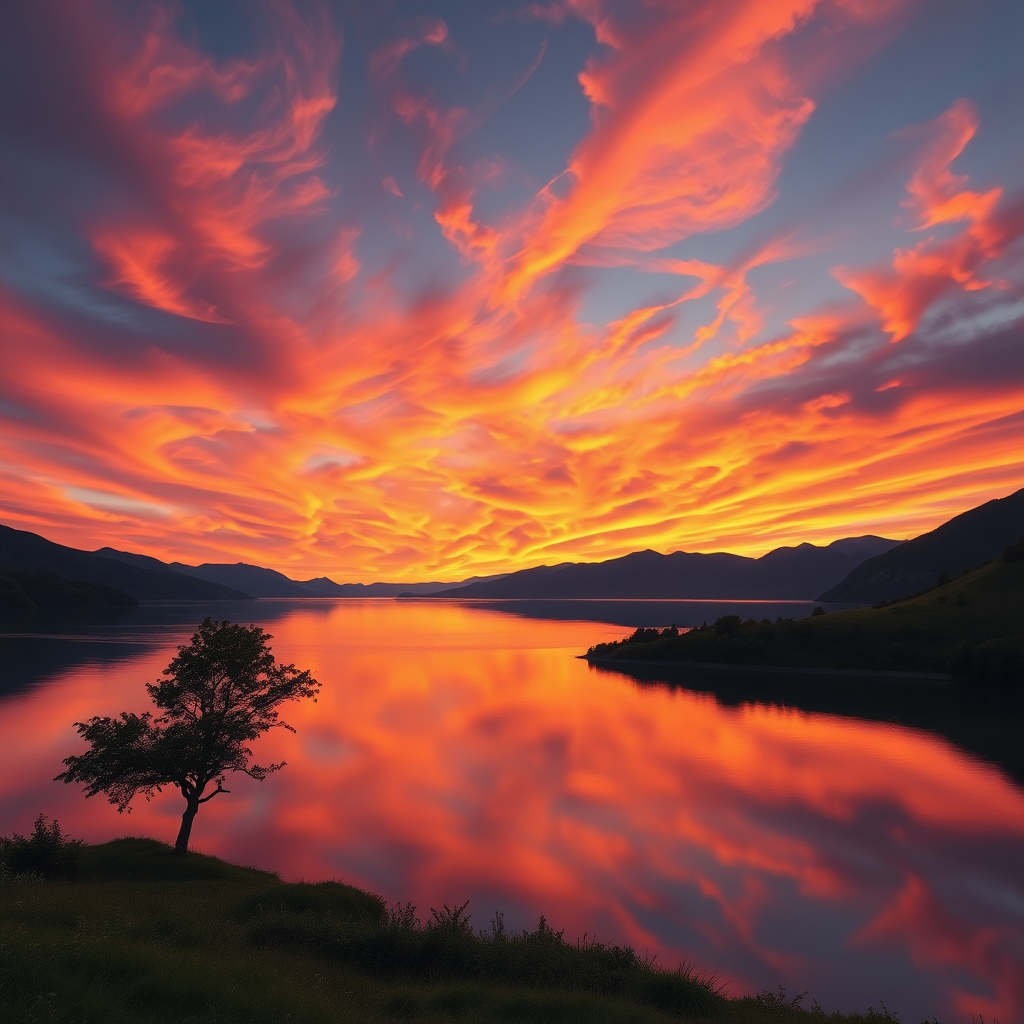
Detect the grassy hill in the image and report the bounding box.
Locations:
[586,543,1024,682]
[0,835,900,1023]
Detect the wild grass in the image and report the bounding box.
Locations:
[245,894,721,1016]
[0,815,84,880]
[1,838,901,1023]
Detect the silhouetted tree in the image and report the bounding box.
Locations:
[57,618,319,854]
[713,615,742,636]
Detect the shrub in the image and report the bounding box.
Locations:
[1,814,84,879]
[713,615,742,636]
[947,637,1023,685]
[1003,537,1024,563]
[627,627,662,644]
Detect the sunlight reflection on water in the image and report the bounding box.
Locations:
[1,599,1022,1020]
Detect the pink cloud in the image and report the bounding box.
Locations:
[834,99,1011,342]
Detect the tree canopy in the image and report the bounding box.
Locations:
[57,618,320,853]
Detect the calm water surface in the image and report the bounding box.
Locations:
[2,599,1022,1021]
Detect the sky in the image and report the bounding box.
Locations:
[1,0,1022,582]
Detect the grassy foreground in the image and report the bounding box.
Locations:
[585,547,1024,680]
[0,838,901,1024]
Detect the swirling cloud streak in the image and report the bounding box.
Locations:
[0,0,1021,578]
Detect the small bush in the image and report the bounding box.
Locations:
[947,637,1024,685]
[427,900,474,937]
[1003,537,1024,563]
[714,615,742,636]
[1,814,84,879]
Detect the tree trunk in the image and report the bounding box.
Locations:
[174,796,200,855]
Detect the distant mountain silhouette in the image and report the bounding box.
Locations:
[419,536,898,600]
[98,548,507,598]
[0,525,251,602]
[96,551,309,598]
[25,492,1019,608]
[304,575,508,597]
[174,562,314,598]
[818,487,1024,604]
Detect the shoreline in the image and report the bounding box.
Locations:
[581,655,953,684]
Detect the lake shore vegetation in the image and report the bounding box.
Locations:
[1,832,902,1023]
[585,544,1024,682]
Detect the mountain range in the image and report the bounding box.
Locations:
[96,550,504,599]
[0,523,506,604]
[2,487,1021,606]
[415,536,899,601]
[423,488,1023,602]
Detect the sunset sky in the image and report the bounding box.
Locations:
[1,0,1022,581]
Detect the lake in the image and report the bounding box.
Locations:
[2,598,1022,1021]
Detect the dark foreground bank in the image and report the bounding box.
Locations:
[585,544,1024,681]
[0,834,902,1023]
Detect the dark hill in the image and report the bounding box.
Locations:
[94,548,178,574]
[0,566,137,611]
[169,561,312,598]
[423,536,897,601]
[818,488,1024,604]
[96,550,307,598]
[168,564,484,598]
[301,575,508,597]
[0,525,250,602]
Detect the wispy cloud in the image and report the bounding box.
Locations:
[0,0,1021,579]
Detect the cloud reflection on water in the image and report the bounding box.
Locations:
[1,599,1021,1019]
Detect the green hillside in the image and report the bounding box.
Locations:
[586,542,1024,682]
[1,834,900,1023]
[818,487,1024,605]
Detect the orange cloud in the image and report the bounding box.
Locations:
[1,1,1022,579]
[88,3,339,322]
[92,229,230,322]
[500,1,829,301]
